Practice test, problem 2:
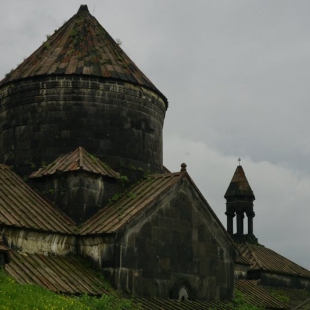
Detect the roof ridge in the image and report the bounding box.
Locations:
[79,146,84,168]
[80,171,185,235]
[149,171,184,178]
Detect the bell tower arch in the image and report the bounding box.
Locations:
[224,163,257,243]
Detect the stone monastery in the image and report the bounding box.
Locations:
[1,5,310,309]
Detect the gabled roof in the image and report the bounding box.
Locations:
[238,243,310,278]
[5,251,113,295]
[0,165,76,233]
[0,5,167,105]
[30,147,120,179]
[80,172,185,235]
[80,170,236,251]
[224,165,255,199]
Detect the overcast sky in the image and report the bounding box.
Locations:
[1,0,310,269]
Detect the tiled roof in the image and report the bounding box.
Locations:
[0,5,167,105]
[80,172,185,235]
[225,165,255,198]
[5,251,113,295]
[134,298,231,309]
[262,285,310,309]
[236,280,287,309]
[80,170,236,251]
[238,243,310,278]
[136,281,307,309]
[235,254,252,265]
[30,147,120,179]
[0,165,76,233]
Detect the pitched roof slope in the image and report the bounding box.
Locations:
[236,280,287,309]
[80,172,185,235]
[238,243,310,278]
[5,251,113,295]
[0,5,167,105]
[134,298,232,310]
[0,165,76,233]
[30,147,120,179]
[80,170,236,251]
[261,285,310,309]
[224,165,255,198]
[136,281,302,309]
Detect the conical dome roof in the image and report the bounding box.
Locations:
[224,165,255,199]
[0,5,167,104]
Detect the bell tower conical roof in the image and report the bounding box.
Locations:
[0,5,167,105]
[224,165,255,199]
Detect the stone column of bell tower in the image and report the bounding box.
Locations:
[224,164,257,243]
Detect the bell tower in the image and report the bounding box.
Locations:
[224,162,257,243]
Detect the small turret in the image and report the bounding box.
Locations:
[224,163,257,243]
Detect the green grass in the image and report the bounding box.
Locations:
[0,269,142,310]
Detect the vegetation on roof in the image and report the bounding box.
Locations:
[227,290,263,310]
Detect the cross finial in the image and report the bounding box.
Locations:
[238,158,241,166]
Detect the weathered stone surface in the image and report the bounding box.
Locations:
[0,76,166,177]
[81,177,236,300]
[234,263,249,280]
[1,227,76,256]
[249,270,310,289]
[30,171,122,224]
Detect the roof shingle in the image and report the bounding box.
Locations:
[0,5,167,106]
[30,147,120,179]
[238,243,310,278]
[0,165,76,233]
[5,251,113,295]
[225,165,255,199]
[236,280,287,309]
[80,172,185,235]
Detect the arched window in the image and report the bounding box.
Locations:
[178,286,189,301]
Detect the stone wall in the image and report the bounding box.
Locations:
[234,263,249,280]
[249,270,310,289]
[0,227,76,256]
[0,76,167,176]
[30,171,121,224]
[98,178,236,300]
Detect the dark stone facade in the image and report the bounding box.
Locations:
[30,171,122,224]
[86,177,236,301]
[0,76,167,177]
